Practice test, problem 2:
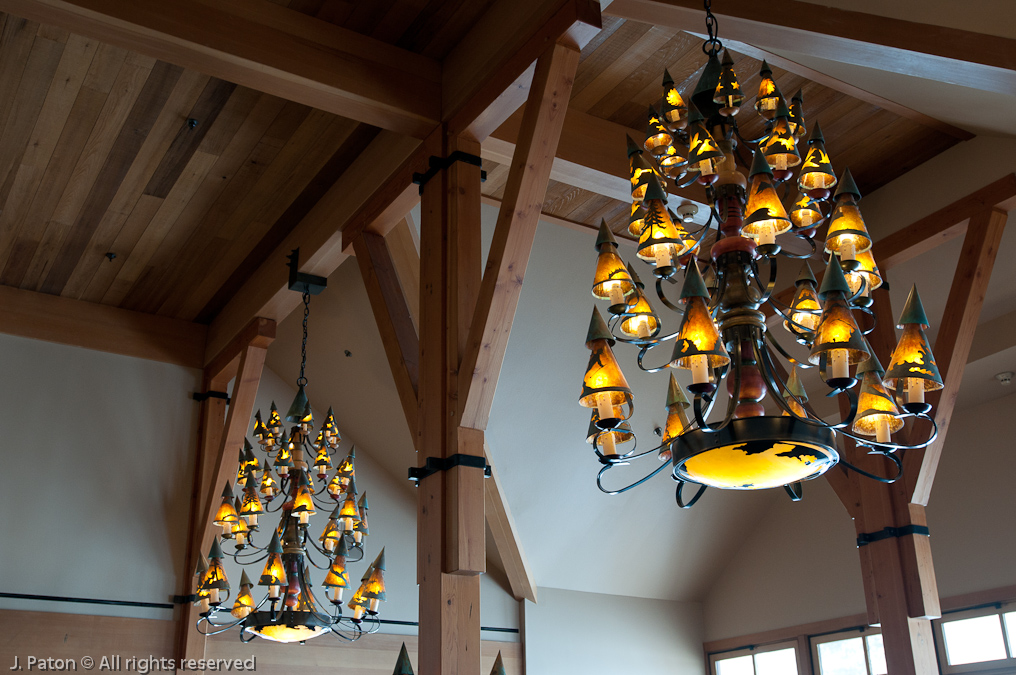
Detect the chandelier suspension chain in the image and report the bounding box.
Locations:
[298,292,310,387]
[702,0,722,55]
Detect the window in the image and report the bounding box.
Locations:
[934,603,1016,674]
[811,628,886,675]
[711,642,800,675]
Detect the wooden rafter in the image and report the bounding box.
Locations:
[0,0,441,137]
[604,0,1016,96]
[0,284,206,368]
[484,445,538,603]
[902,208,1007,506]
[460,42,582,430]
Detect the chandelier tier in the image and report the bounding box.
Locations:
[193,255,387,642]
[580,1,942,507]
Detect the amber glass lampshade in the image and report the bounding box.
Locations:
[323,543,350,603]
[252,411,271,446]
[644,106,673,157]
[661,373,692,446]
[266,403,283,436]
[360,549,387,613]
[259,471,279,500]
[797,122,836,193]
[686,105,724,177]
[586,411,634,456]
[273,435,294,475]
[591,220,636,312]
[213,482,239,536]
[659,140,689,178]
[789,192,823,231]
[240,480,263,524]
[743,151,791,245]
[853,356,903,442]
[884,286,943,407]
[628,136,657,202]
[259,532,287,591]
[809,258,870,382]
[320,508,342,551]
[231,571,255,619]
[636,178,693,270]
[291,473,317,524]
[619,265,660,339]
[579,307,634,425]
[762,99,801,172]
[661,68,688,132]
[200,538,230,605]
[628,202,646,237]
[846,249,882,298]
[825,168,872,262]
[713,50,744,115]
[755,61,781,119]
[782,366,809,417]
[670,264,729,389]
[784,263,822,336]
[788,89,806,138]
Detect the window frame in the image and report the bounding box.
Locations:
[709,639,801,675]
[809,625,885,675]
[933,602,1016,675]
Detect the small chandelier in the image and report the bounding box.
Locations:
[192,250,388,641]
[580,1,942,507]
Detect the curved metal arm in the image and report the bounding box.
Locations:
[838,450,903,484]
[595,460,672,495]
[675,480,707,508]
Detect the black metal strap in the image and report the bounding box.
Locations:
[192,391,230,404]
[408,453,491,483]
[856,524,929,548]
[412,152,486,194]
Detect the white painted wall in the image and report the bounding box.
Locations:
[0,333,201,620]
[525,587,704,675]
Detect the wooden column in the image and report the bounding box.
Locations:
[417,129,486,675]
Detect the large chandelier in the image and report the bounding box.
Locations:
[192,252,387,641]
[580,1,942,507]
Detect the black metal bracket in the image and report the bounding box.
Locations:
[411,152,487,195]
[173,594,197,604]
[408,453,492,484]
[287,248,327,295]
[856,524,930,548]
[192,390,230,404]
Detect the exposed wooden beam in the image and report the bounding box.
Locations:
[204,317,276,386]
[460,42,581,430]
[204,131,420,364]
[702,37,972,140]
[485,107,710,206]
[444,0,601,142]
[0,284,206,368]
[0,0,441,138]
[903,208,1007,506]
[388,217,421,335]
[484,444,538,603]
[604,0,1016,96]
[353,231,421,447]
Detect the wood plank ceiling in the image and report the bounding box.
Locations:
[0,8,961,320]
[482,15,961,237]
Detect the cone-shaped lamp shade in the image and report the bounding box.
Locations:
[672,295,730,378]
[619,284,660,338]
[789,192,823,230]
[661,69,688,131]
[259,533,287,587]
[789,88,806,138]
[643,106,673,157]
[743,152,791,241]
[266,403,282,433]
[591,221,635,305]
[846,249,883,296]
[231,575,255,619]
[686,108,724,176]
[825,169,872,260]
[322,554,350,589]
[713,50,744,114]
[628,202,647,237]
[489,652,507,675]
[782,366,809,417]
[259,471,279,499]
[808,294,870,366]
[798,123,836,191]
[662,374,692,446]
[586,411,634,453]
[285,385,310,423]
[885,325,943,393]
[393,643,415,675]
[579,308,634,421]
[291,480,316,518]
[629,139,657,202]
[853,368,904,439]
[240,482,263,520]
[636,181,694,267]
[784,265,821,334]
[755,61,780,118]
[659,140,689,178]
[762,100,801,171]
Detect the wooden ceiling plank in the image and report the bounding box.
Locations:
[443,0,601,142]
[0,283,206,367]
[569,24,676,112]
[718,38,974,141]
[0,33,96,285]
[142,78,237,199]
[572,17,651,97]
[0,0,441,137]
[63,69,210,300]
[104,150,220,307]
[0,16,41,141]
[369,0,429,46]
[604,0,1016,96]
[459,41,581,430]
[173,114,363,321]
[0,31,64,213]
[203,130,420,364]
[78,194,163,302]
[40,60,182,296]
[902,208,1007,507]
